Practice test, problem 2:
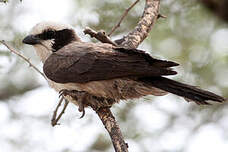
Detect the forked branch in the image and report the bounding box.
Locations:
[108,0,140,36]
[84,0,161,152]
[116,0,161,49]
[1,1,161,152]
[0,40,69,127]
[51,97,69,127]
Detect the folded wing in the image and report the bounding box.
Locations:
[43,42,179,83]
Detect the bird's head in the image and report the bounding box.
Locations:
[22,21,81,62]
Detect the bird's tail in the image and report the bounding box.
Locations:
[140,77,225,105]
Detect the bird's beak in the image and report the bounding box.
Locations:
[22,35,41,45]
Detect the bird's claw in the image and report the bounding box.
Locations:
[59,89,79,100]
[59,89,87,118]
[78,107,85,119]
[78,98,85,118]
[59,89,69,98]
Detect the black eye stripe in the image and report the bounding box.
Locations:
[36,28,76,52]
[37,29,56,40]
[46,30,56,38]
[52,29,76,51]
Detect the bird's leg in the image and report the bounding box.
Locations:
[59,89,89,118]
[76,91,88,118]
[59,89,117,117]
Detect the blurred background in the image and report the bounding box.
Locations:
[0,0,227,152]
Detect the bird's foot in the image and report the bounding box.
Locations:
[78,99,85,118]
[59,89,77,99]
[59,89,88,118]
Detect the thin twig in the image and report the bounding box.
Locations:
[51,96,69,127]
[94,107,128,152]
[108,0,140,36]
[0,40,70,126]
[0,41,70,126]
[51,96,64,126]
[115,0,161,49]
[57,99,69,121]
[84,1,161,151]
[84,27,117,46]
[0,40,47,80]
[157,13,167,19]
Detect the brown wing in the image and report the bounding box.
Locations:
[43,42,179,83]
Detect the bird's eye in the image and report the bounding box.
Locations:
[46,30,56,39]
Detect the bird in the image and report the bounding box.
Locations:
[22,21,225,117]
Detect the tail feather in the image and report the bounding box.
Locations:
[140,77,225,105]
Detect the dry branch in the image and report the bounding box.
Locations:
[108,0,140,36]
[94,107,128,152]
[0,40,70,127]
[115,0,160,49]
[51,97,69,127]
[2,1,161,151]
[0,40,47,80]
[84,1,161,152]
[84,27,117,46]
[157,13,167,19]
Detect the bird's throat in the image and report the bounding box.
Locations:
[34,44,52,63]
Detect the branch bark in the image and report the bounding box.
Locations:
[85,1,161,152]
[2,1,161,152]
[0,40,47,80]
[0,41,71,126]
[51,96,69,127]
[115,0,160,49]
[94,107,128,152]
[84,27,117,46]
[108,0,140,36]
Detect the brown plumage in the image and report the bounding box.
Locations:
[22,22,225,115]
[43,42,178,83]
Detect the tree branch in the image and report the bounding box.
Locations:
[108,0,140,36]
[0,40,47,80]
[84,0,161,49]
[84,27,117,46]
[94,107,128,152]
[115,0,160,49]
[83,1,161,152]
[2,1,161,152]
[0,40,70,126]
[51,96,69,127]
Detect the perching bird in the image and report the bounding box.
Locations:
[23,21,225,117]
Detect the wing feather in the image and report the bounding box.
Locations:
[43,42,178,83]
